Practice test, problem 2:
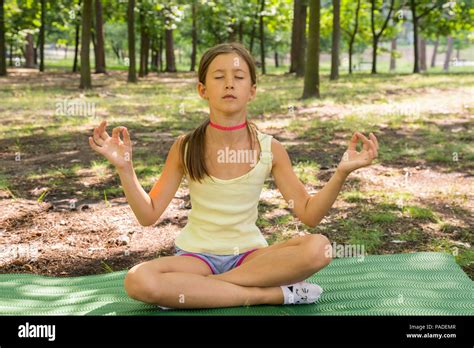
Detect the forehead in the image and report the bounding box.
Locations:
[208,53,249,73]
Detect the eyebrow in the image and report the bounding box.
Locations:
[212,69,246,73]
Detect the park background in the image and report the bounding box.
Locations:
[0,0,472,280]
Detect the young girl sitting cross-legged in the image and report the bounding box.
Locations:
[88,42,379,310]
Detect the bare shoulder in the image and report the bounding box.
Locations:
[270,137,289,168]
[170,134,187,171]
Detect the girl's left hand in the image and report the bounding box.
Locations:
[336,131,379,176]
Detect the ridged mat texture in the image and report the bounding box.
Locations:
[1,252,472,316]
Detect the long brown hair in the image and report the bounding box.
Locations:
[179,42,259,183]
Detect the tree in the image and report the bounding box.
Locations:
[410,0,443,73]
[139,2,149,77]
[190,0,197,71]
[290,0,307,76]
[259,0,266,74]
[38,0,45,72]
[95,0,106,73]
[370,0,395,74]
[164,6,176,72]
[443,36,453,71]
[73,0,82,73]
[302,0,320,99]
[127,0,137,82]
[330,0,340,80]
[430,36,439,67]
[79,0,92,88]
[342,0,362,74]
[0,0,7,76]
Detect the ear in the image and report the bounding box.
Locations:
[197,82,208,100]
[248,83,257,102]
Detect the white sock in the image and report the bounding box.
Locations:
[280,281,323,305]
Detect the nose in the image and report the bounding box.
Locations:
[224,76,234,89]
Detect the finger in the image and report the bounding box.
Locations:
[89,136,103,153]
[122,127,131,146]
[368,149,375,160]
[369,132,379,151]
[98,120,110,140]
[348,132,358,151]
[112,127,121,142]
[93,128,104,145]
[366,135,377,157]
[356,132,370,151]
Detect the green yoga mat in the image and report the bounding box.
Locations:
[1,252,472,316]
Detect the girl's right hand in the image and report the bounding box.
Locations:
[88,120,133,170]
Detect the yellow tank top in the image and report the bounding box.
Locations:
[174,129,273,255]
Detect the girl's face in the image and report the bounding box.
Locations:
[198,53,256,117]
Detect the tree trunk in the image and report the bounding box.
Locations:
[165,28,176,72]
[419,36,426,71]
[289,0,302,73]
[443,36,453,71]
[430,36,438,67]
[390,37,396,71]
[456,46,460,60]
[25,33,35,68]
[139,8,146,77]
[39,0,45,72]
[330,0,340,80]
[73,0,82,73]
[9,38,13,67]
[249,2,259,54]
[259,0,266,75]
[371,36,378,74]
[159,35,163,72]
[274,51,279,67]
[371,0,394,74]
[290,0,307,76]
[79,0,92,89]
[410,0,419,73]
[190,0,197,71]
[144,34,149,75]
[0,0,6,76]
[127,0,137,82]
[348,0,361,74]
[302,0,320,99]
[295,1,307,77]
[150,46,156,71]
[95,0,106,73]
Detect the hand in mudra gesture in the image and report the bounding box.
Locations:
[88,120,133,170]
[337,131,379,176]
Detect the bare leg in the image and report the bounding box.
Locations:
[124,256,284,309]
[150,272,283,309]
[209,234,332,287]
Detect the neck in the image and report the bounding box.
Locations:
[207,109,249,146]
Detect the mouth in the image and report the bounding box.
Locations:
[222,95,237,99]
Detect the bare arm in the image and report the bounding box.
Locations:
[271,132,379,228]
[89,120,184,226]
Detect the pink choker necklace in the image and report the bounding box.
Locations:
[209,119,247,131]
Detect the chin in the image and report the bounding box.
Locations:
[216,104,243,115]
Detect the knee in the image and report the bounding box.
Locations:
[301,234,333,270]
[124,263,162,303]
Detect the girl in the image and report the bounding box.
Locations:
[89,42,379,310]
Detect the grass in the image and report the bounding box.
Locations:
[347,226,384,255]
[402,206,438,222]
